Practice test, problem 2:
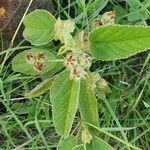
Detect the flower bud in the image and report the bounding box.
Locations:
[101,11,116,25]
[54,18,75,43]
[79,53,92,69]
[75,31,90,51]
[98,77,111,94]
[82,130,93,144]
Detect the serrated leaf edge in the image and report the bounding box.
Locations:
[89,25,150,61]
[50,70,80,138]
[23,9,56,46]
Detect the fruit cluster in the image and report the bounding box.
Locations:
[64,52,92,80]
[25,52,45,72]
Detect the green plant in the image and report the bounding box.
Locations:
[11,9,150,149]
[127,0,150,22]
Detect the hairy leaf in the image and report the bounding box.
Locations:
[79,79,99,128]
[50,70,80,138]
[23,9,56,45]
[12,48,56,75]
[58,135,77,150]
[72,144,86,150]
[42,52,64,79]
[86,136,115,150]
[25,79,52,98]
[90,25,150,61]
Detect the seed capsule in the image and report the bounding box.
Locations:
[92,18,103,28]
[36,52,45,62]
[70,66,86,81]
[25,53,34,64]
[64,53,78,69]
[34,62,43,72]
[82,130,93,144]
[79,53,92,69]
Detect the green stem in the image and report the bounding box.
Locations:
[47,59,64,63]
[86,122,141,150]
[0,79,33,141]
[0,46,32,56]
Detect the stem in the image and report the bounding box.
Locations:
[0,79,33,141]
[0,46,32,56]
[47,59,64,63]
[10,0,34,47]
[86,122,141,150]
[0,0,34,73]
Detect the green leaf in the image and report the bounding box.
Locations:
[25,79,53,98]
[128,11,140,21]
[72,144,86,150]
[90,25,150,61]
[127,0,149,21]
[23,9,56,45]
[42,52,64,79]
[12,48,56,75]
[35,45,64,79]
[11,102,33,115]
[87,0,109,20]
[50,70,80,138]
[86,136,115,150]
[58,135,77,150]
[127,0,139,9]
[142,100,150,108]
[79,79,99,128]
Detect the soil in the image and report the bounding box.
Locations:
[0,0,54,49]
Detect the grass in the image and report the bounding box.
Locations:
[0,0,150,149]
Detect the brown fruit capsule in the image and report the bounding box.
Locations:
[93,18,103,28]
[36,52,45,62]
[34,62,43,72]
[25,53,34,64]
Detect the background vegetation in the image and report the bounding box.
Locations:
[0,0,150,149]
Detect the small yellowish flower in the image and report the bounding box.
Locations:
[98,77,111,94]
[79,53,92,69]
[101,11,116,25]
[88,72,100,90]
[54,18,75,43]
[58,36,76,55]
[75,31,90,51]
[82,130,93,144]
